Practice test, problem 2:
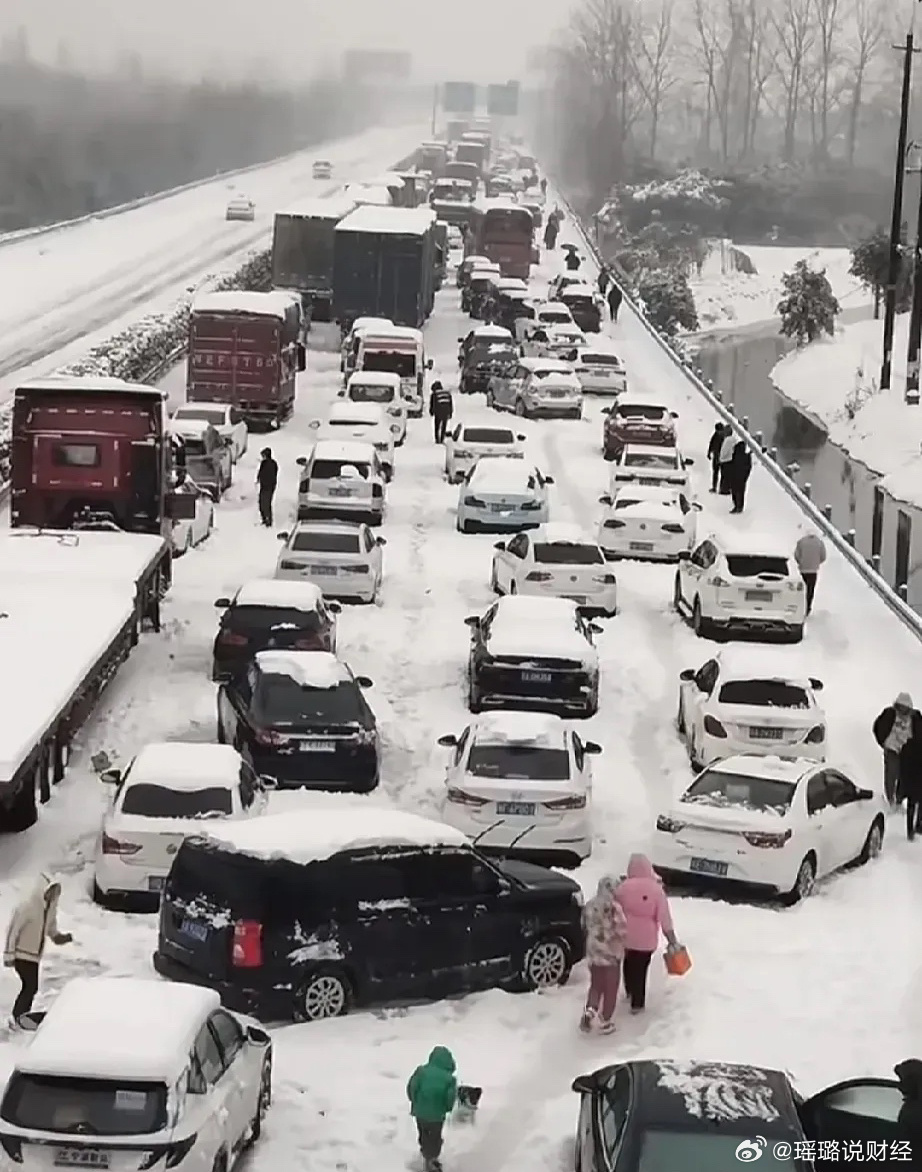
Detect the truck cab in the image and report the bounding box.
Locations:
[356,329,432,419]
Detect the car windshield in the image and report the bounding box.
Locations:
[291,531,361,553]
[350,384,395,402]
[254,676,364,725]
[683,769,796,813]
[618,405,667,420]
[362,352,416,378]
[467,744,570,780]
[726,554,791,577]
[182,439,207,457]
[533,543,604,565]
[176,407,226,426]
[227,605,320,634]
[718,680,810,708]
[311,459,371,480]
[637,1130,797,1172]
[581,354,620,366]
[463,429,514,444]
[539,311,570,323]
[120,783,233,818]
[624,452,678,468]
[185,455,214,479]
[0,1073,168,1136]
[563,296,595,310]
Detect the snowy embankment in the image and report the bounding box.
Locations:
[770,312,922,507]
[688,241,866,332]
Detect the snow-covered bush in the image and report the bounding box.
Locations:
[777,260,840,346]
[637,268,699,338]
[600,170,730,240]
[849,229,911,319]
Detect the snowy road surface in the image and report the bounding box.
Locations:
[0,218,920,1172]
[0,124,424,400]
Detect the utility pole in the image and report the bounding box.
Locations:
[881,33,917,390]
[907,146,922,403]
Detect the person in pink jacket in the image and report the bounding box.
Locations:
[615,853,677,1014]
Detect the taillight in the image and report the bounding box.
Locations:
[102,833,142,856]
[544,794,587,810]
[743,829,792,849]
[661,523,685,534]
[521,500,542,510]
[656,815,685,833]
[372,483,384,498]
[346,563,370,573]
[790,579,805,592]
[232,919,263,967]
[594,574,617,584]
[805,725,826,744]
[220,631,247,646]
[703,715,727,737]
[526,571,553,581]
[254,727,288,747]
[464,496,486,506]
[604,519,625,529]
[279,560,301,570]
[447,787,488,807]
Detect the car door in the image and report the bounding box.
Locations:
[220,666,255,756]
[238,760,268,817]
[501,531,530,591]
[445,424,462,472]
[363,526,382,580]
[681,540,715,605]
[821,770,871,868]
[444,726,472,789]
[688,659,719,746]
[190,1021,238,1159]
[571,732,592,796]
[804,772,836,876]
[207,1010,254,1151]
[799,1078,904,1171]
[595,1070,631,1170]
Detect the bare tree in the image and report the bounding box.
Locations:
[808,0,846,160]
[689,0,748,160]
[736,0,778,157]
[768,0,815,160]
[633,0,679,158]
[843,0,884,165]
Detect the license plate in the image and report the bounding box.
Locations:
[148,876,165,892]
[746,590,773,602]
[179,918,209,942]
[689,857,728,877]
[328,488,355,497]
[300,740,336,752]
[55,1149,110,1168]
[309,565,337,575]
[630,541,654,551]
[750,727,785,740]
[521,671,552,683]
[497,801,536,816]
[491,503,512,512]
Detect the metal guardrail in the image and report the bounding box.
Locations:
[564,194,922,644]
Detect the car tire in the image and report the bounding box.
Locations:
[519,937,571,991]
[294,967,352,1022]
[211,1153,227,1172]
[785,624,804,644]
[783,854,817,906]
[509,580,518,595]
[459,518,472,534]
[468,673,483,713]
[217,717,227,744]
[91,880,111,908]
[247,1057,272,1146]
[676,695,685,735]
[691,597,714,639]
[857,817,885,865]
[672,573,684,613]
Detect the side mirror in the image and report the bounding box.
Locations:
[684,457,695,466]
[809,678,824,691]
[427,358,434,369]
[214,597,231,608]
[458,337,465,343]
[91,751,112,773]
[247,1024,271,1045]
[18,1010,45,1030]
[464,615,480,627]
[572,1074,596,1095]
[277,532,289,541]
[679,669,695,682]
[670,411,679,418]
[598,494,612,505]
[296,456,307,466]
[327,601,342,614]
[601,406,611,415]
[494,541,506,551]
[583,741,602,755]
[376,536,387,545]
[437,734,458,747]
[259,775,278,790]
[355,676,373,688]
[588,623,603,635]
[309,420,320,429]
[100,769,122,785]
[857,788,874,800]
[517,433,526,441]
[676,550,690,560]
[544,475,555,484]
[692,502,703,511]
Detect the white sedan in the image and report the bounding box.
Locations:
[574,347,627,395]
[225,196,255,221]
[444,423,526,483]
[310,401,395,479]
[275,520,385,603]
[543,325,587,360]
[677,647,827,769]
[313,160,333,180]
[457,458,553,533]
[597,484,700,562]
[171,402,248,463]
[652,755,885,903]
[610,443,693,491]
[93,742,270,906]
[437,710,601,866]
[171,476,215,555]
[491,523,617,616]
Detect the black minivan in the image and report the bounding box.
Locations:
[153,807,585,1022]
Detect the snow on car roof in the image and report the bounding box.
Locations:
[461,255,490,266]
[328,400,386,424]
[170,418,215,439]
[341,184,392,206]
[469,457,535,486]
[129,743,243,788]
[621,443,681,459]
[707,754,816,782]
[234,578,324,611]
[578,348,622,363]
[616,395,670,411]
[348,370,401,386]
[312,439,377,461]
[472,324,514,338]
[19,977,220,1081]
[472,198,525,214]
[702,527,794,558]
[487,596,597,662]
[472,711,567,748]
[496,279,528,291]
[560,284,595,297]
[536,372,581,388]
[192,290,296,319]
[200,805,467,866]
[350,316,395,333]
[255,650,350,688]
[336,205,436,236]
[613,483,682,503]
[536,302,572,312]
[292,520,367,535]
[15,375,164,399]
[275,194,357,219]
[532,523,594,545]
[0,529,166,586]
[714,647,820,685]
[521,358,573,373]
[173,402,231,416]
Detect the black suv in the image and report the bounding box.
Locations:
[216,650,380,791]
[153,806,585,1021]
[212,579,340,682]
[459,340,518,394]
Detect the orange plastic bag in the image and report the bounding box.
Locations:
[664,945,692,977]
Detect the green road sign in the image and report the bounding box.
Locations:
[443,81,476,113]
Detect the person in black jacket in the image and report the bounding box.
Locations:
[728,440,752,513]
[707,423,725,492]
[429,381,453,443]
[607,283,622,322]
[895,1060,922,1166]
[598,268,611,297]
[256,448,278,527]
[564,249,582,272]
[873,694,922,832]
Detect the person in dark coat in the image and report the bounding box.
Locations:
[873,693,922,820]
[564,250,582,272]
[707,423,726,492]
[429,381,453,444]
[539,177,547,196]
[895,1060,922,1166]
[728,440,752,513]
[256,448,278,527]
[598,267,611,297]
[607,283,622,321]
[543,219,558,250]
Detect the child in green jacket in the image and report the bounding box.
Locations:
[407,1045,457,1171]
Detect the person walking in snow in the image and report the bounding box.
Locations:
[579,876,627,1035]
[607,283,622,322]
[256,448,278,527]
[707,423,725,492]
[407,1046,457,1172]
[895,1060,922,1167]
[873,693,922,812]
[615,854,677,1014]
[3,873,72,1027]
[598,267,611,297]
[540,176,547,197]
[564,249,582,273]
[543,219,558,250]
[717,427,736,495]
[728,440,752,513]
[429,381,453,444]
[793,528,827,614]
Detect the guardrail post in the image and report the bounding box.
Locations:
[769,447,778,461]
[714,387,723,402]
[822,504,832,521]
[754,430,764,446]
[742,415,750,430]
[803,482,812,499]
[846,528,856,546]
[728,402,735,415]
[899,583,910,602]
[871,554,882,573]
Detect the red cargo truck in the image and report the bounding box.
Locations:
[186,290,306,429]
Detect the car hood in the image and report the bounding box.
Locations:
[499,857,581,894]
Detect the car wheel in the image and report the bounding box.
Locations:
[857,817,885,865]
[486,390,495,409]
[783,854,817,906]
[520,938,571,990]
[91,879,110,908]
[459,518,472,534]
[785,624,804,644]
[217,717,227,744]
[468,674,483,713]
[294,968,352,1022]
[247,1057,272,1146]
[211,1153,227,1172]
[676,695,685,735]
[509,580,518,595]
[672,573,684,613]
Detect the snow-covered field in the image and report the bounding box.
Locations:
[0,124,424,399]
[0,219,920,1172]
[771,312,922,508]
[689,242,867,333]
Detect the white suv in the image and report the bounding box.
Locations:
[674,533,807,642]
[296,439,386,526]
[0,976,272,1171]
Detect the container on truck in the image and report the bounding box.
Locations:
[186,290,305,430]
[429,179,475,228]
[271,194,357,321]
[417,142,448,179]
[356,327,432,418]
[333,205,437,332]
[455,140,487,176]
[445,161,479,193]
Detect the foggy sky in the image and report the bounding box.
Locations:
[0,0,572,83]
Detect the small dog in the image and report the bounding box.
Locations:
[454,1085,482,1125]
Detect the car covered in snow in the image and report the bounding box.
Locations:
[557,284,602,333]
[170,418,233,500]
[602,396,678,460]
[444,423,526,482]
[491,524,617,617]
[0,977,272,1167]
[456,254,492,288]
[652,755,885,902]
[457,325,518,393]
[312,160,333,180]
[462,264,503,318]
[212,578,340,682]
[172,402,248,463]
[548,274,585,302]
[340,371,406,443]
[516,300,574,344]
[437,711,601,865]
[217,650,380,791]
[610,443,693,491]
[340,316,395,374]
[310,401,395,479]
[226,195,256,221]
[457,457,553,533]
[677,648,827,770]
[170,475,215,556]
[528,324,586,363]
[674,532,807,642]
[466,594,603,717]
[486,357,576,416]
[275,521,385,604]
[93,742,270,907]
[573,346,627,395]
[153,805,585,1020]
[296,439,387,526]
[597,484,700,562]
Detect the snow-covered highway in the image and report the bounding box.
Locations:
[0,190,919,1170]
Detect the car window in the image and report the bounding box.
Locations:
[572,733,585,772]
[208,1010,245,1066]
[690,542,715,569]
[364,529,376,553]
[806,774,830,815]
[400,850,502,902]
[599,1069,630,1152]
[454,726,471,766]
[533,543,604,566]
[684,770,795,813]
[120,783,233,819]
[816,1084,902,1121]
[192,1023,225,1085]
[325,856,409,910]
[718,680,809,707]
[823,771,859,806]
[0,1074,168,1136]
[725,554,791,578]
[693,660,718,694]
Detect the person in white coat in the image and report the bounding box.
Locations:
[717,430,736,496]
[793,528,827,614]
[3,873,72,1026]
